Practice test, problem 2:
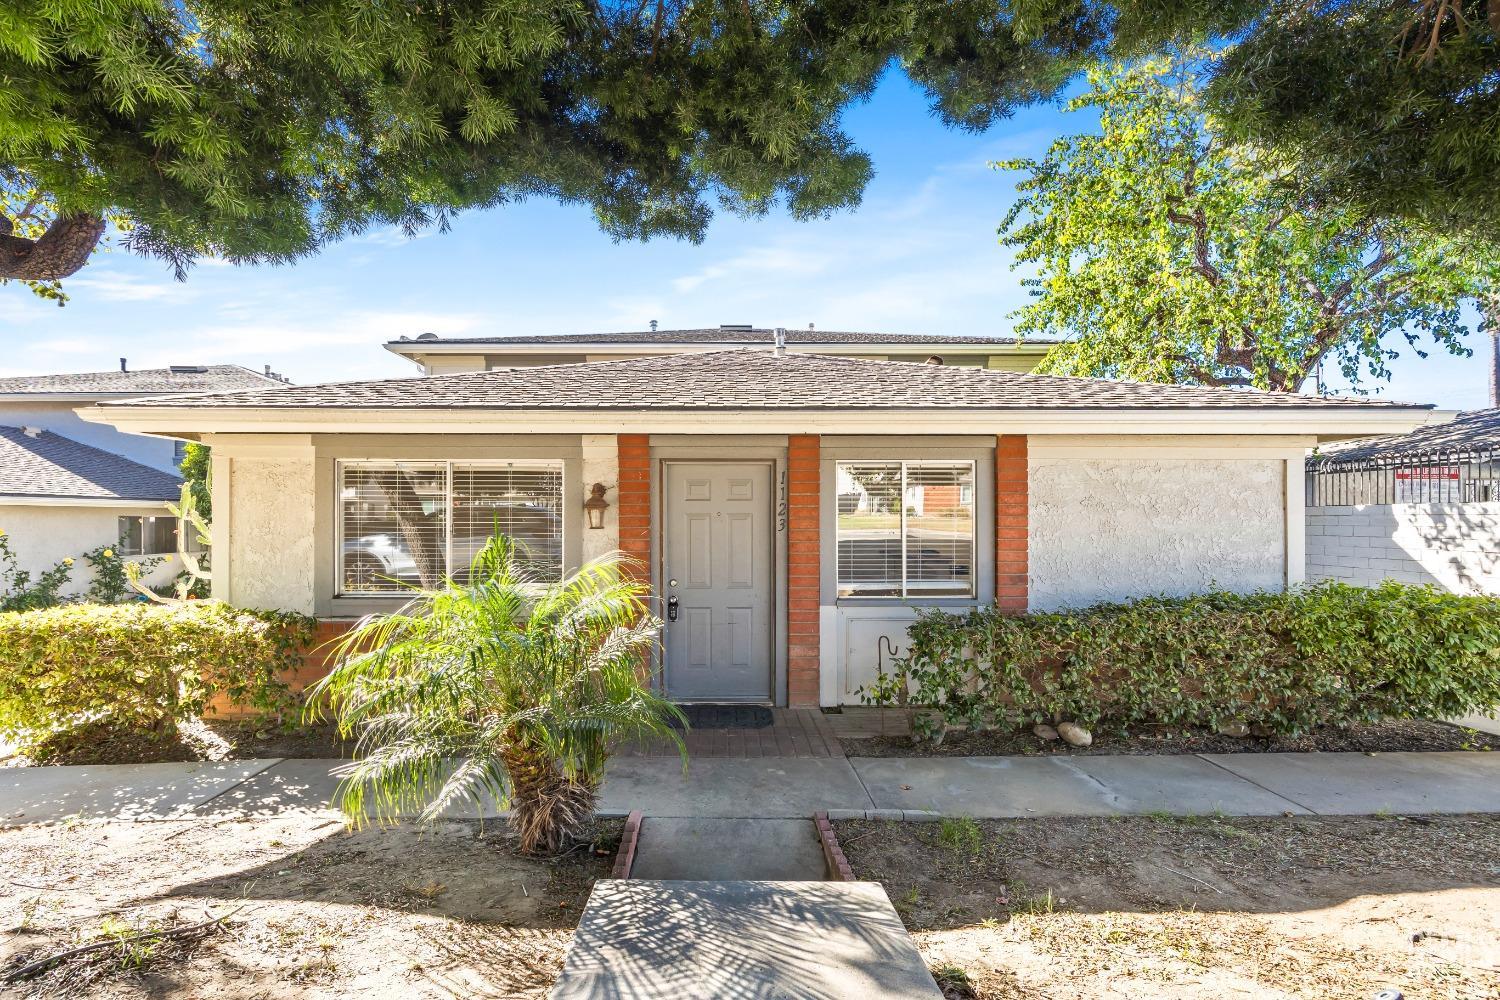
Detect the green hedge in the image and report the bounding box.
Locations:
[0,602,316,749]
[865,581,1500,740]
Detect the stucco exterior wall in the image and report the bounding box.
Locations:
[1306,501,1500,595]
[0,502,181,593]
[227,457,316,613]
[1029,456,1287,610]
[580,433,620,565]
[0,400,179,473]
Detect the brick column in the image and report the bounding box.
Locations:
[617,434,652,579]
[787,435,821,706]
[995,434,1029,614]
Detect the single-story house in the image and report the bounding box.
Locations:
[82,332,1441,707]
[0,364,285,592]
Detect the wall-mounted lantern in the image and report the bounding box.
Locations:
[584,482,610,530]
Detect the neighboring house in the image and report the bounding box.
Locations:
[386,326,1057,374]
[84,331,1438,707]
[0,364,284,593]
[1306,408,1500,596]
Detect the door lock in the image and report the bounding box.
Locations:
[667,595,679,622]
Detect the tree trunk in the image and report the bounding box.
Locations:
[503,745,598,855]
[375,471,447,588]
[0,212,106,281]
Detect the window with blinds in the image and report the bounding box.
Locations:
[337,461,563,595]
[836,461,975,598]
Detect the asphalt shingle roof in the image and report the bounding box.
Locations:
[108,350,1425,412]
[1316,408,1500,461]
[0,364,281,396]
[0,427,181,501]
[391,328,1054,347]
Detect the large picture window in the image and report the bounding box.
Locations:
[337,461,563,594]
[836,461,975,598]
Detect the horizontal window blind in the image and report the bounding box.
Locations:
[904,462,974,596]
[451,465,564,582]
[337,461,562,595]
[836,460,975,598]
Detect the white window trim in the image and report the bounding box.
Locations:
[835,459,977,600]
[334,459,566,597]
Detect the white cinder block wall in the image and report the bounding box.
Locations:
[1305,502,1500,595]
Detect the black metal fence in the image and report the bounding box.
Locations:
[1306,448,1500,506]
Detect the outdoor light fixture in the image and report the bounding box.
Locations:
[584,482,610,529]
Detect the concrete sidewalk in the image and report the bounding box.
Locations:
[4,750,1499,826]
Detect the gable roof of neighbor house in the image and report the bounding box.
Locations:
[105,349,1425,412]
[0,364,281,398]
[389,328,1057,348]
[0,427,181,502]
[1315,408,1500,462]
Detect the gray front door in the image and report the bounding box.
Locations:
[663,462,774,702]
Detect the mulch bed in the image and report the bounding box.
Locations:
[842,717,1496,758]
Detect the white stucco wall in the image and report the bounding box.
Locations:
[1029,457,1287,610]
[0,503,181,594]
[0,400,179,474]
[1306,501,1500,595]
[580,433,620,566]
[227,457,316,613]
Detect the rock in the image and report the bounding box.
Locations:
[1056,721,1092,748]
[1217,720,1251,738]
[1249,723,1277,739]
[1032,723,1060,742]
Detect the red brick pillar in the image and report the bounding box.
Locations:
[995,435,1029,614]
[617,434,652,579]
[787,435,821,706]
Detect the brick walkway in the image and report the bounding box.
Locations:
[618,708,844,759]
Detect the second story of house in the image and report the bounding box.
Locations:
[0,363,287,475]
[386,326,1058,375]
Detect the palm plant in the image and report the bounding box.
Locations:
[309,533,684,854]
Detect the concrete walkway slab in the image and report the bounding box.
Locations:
[1061,754,1312,815]
[552,879,942,999]
[853,755,1118,817]
[630,818,827,880]
[190,758,512,820]
[599,757,874,818]
[0,760,279,825]
[1202,750,1500,815]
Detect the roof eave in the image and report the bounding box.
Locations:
[79,403,1447,441]
[383,341,1052,358]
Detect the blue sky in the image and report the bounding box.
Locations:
[1,73,1491,411]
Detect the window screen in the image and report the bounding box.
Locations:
[337,461,563,595]
[836,461,975,598]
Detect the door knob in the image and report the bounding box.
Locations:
[667,595,679,621]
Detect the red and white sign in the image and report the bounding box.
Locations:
[1394,466,1459,502]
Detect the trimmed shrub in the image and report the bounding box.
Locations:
[864,581,1500,741]
[0,602,316,749]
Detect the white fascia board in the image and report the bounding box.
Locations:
[0,495,175,508]
[80,404,1444,440]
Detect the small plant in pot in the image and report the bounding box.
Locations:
[311,533,685,855]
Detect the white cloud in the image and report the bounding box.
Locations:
[64,271,189,302]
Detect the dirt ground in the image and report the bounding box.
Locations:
[834,813,1500,1000]
[0,814,620,998]
[842,717,1496,758]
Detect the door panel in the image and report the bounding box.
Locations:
[664,462,774,702]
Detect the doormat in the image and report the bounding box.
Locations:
[669,705,775,730]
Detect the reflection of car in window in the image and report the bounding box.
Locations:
[341,503,563,592]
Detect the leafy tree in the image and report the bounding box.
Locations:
[0,0,1104,296]
[179,443,211,521]
[998,57,1499,392]
[312,535,684,855]
[1207,0,1500,234]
